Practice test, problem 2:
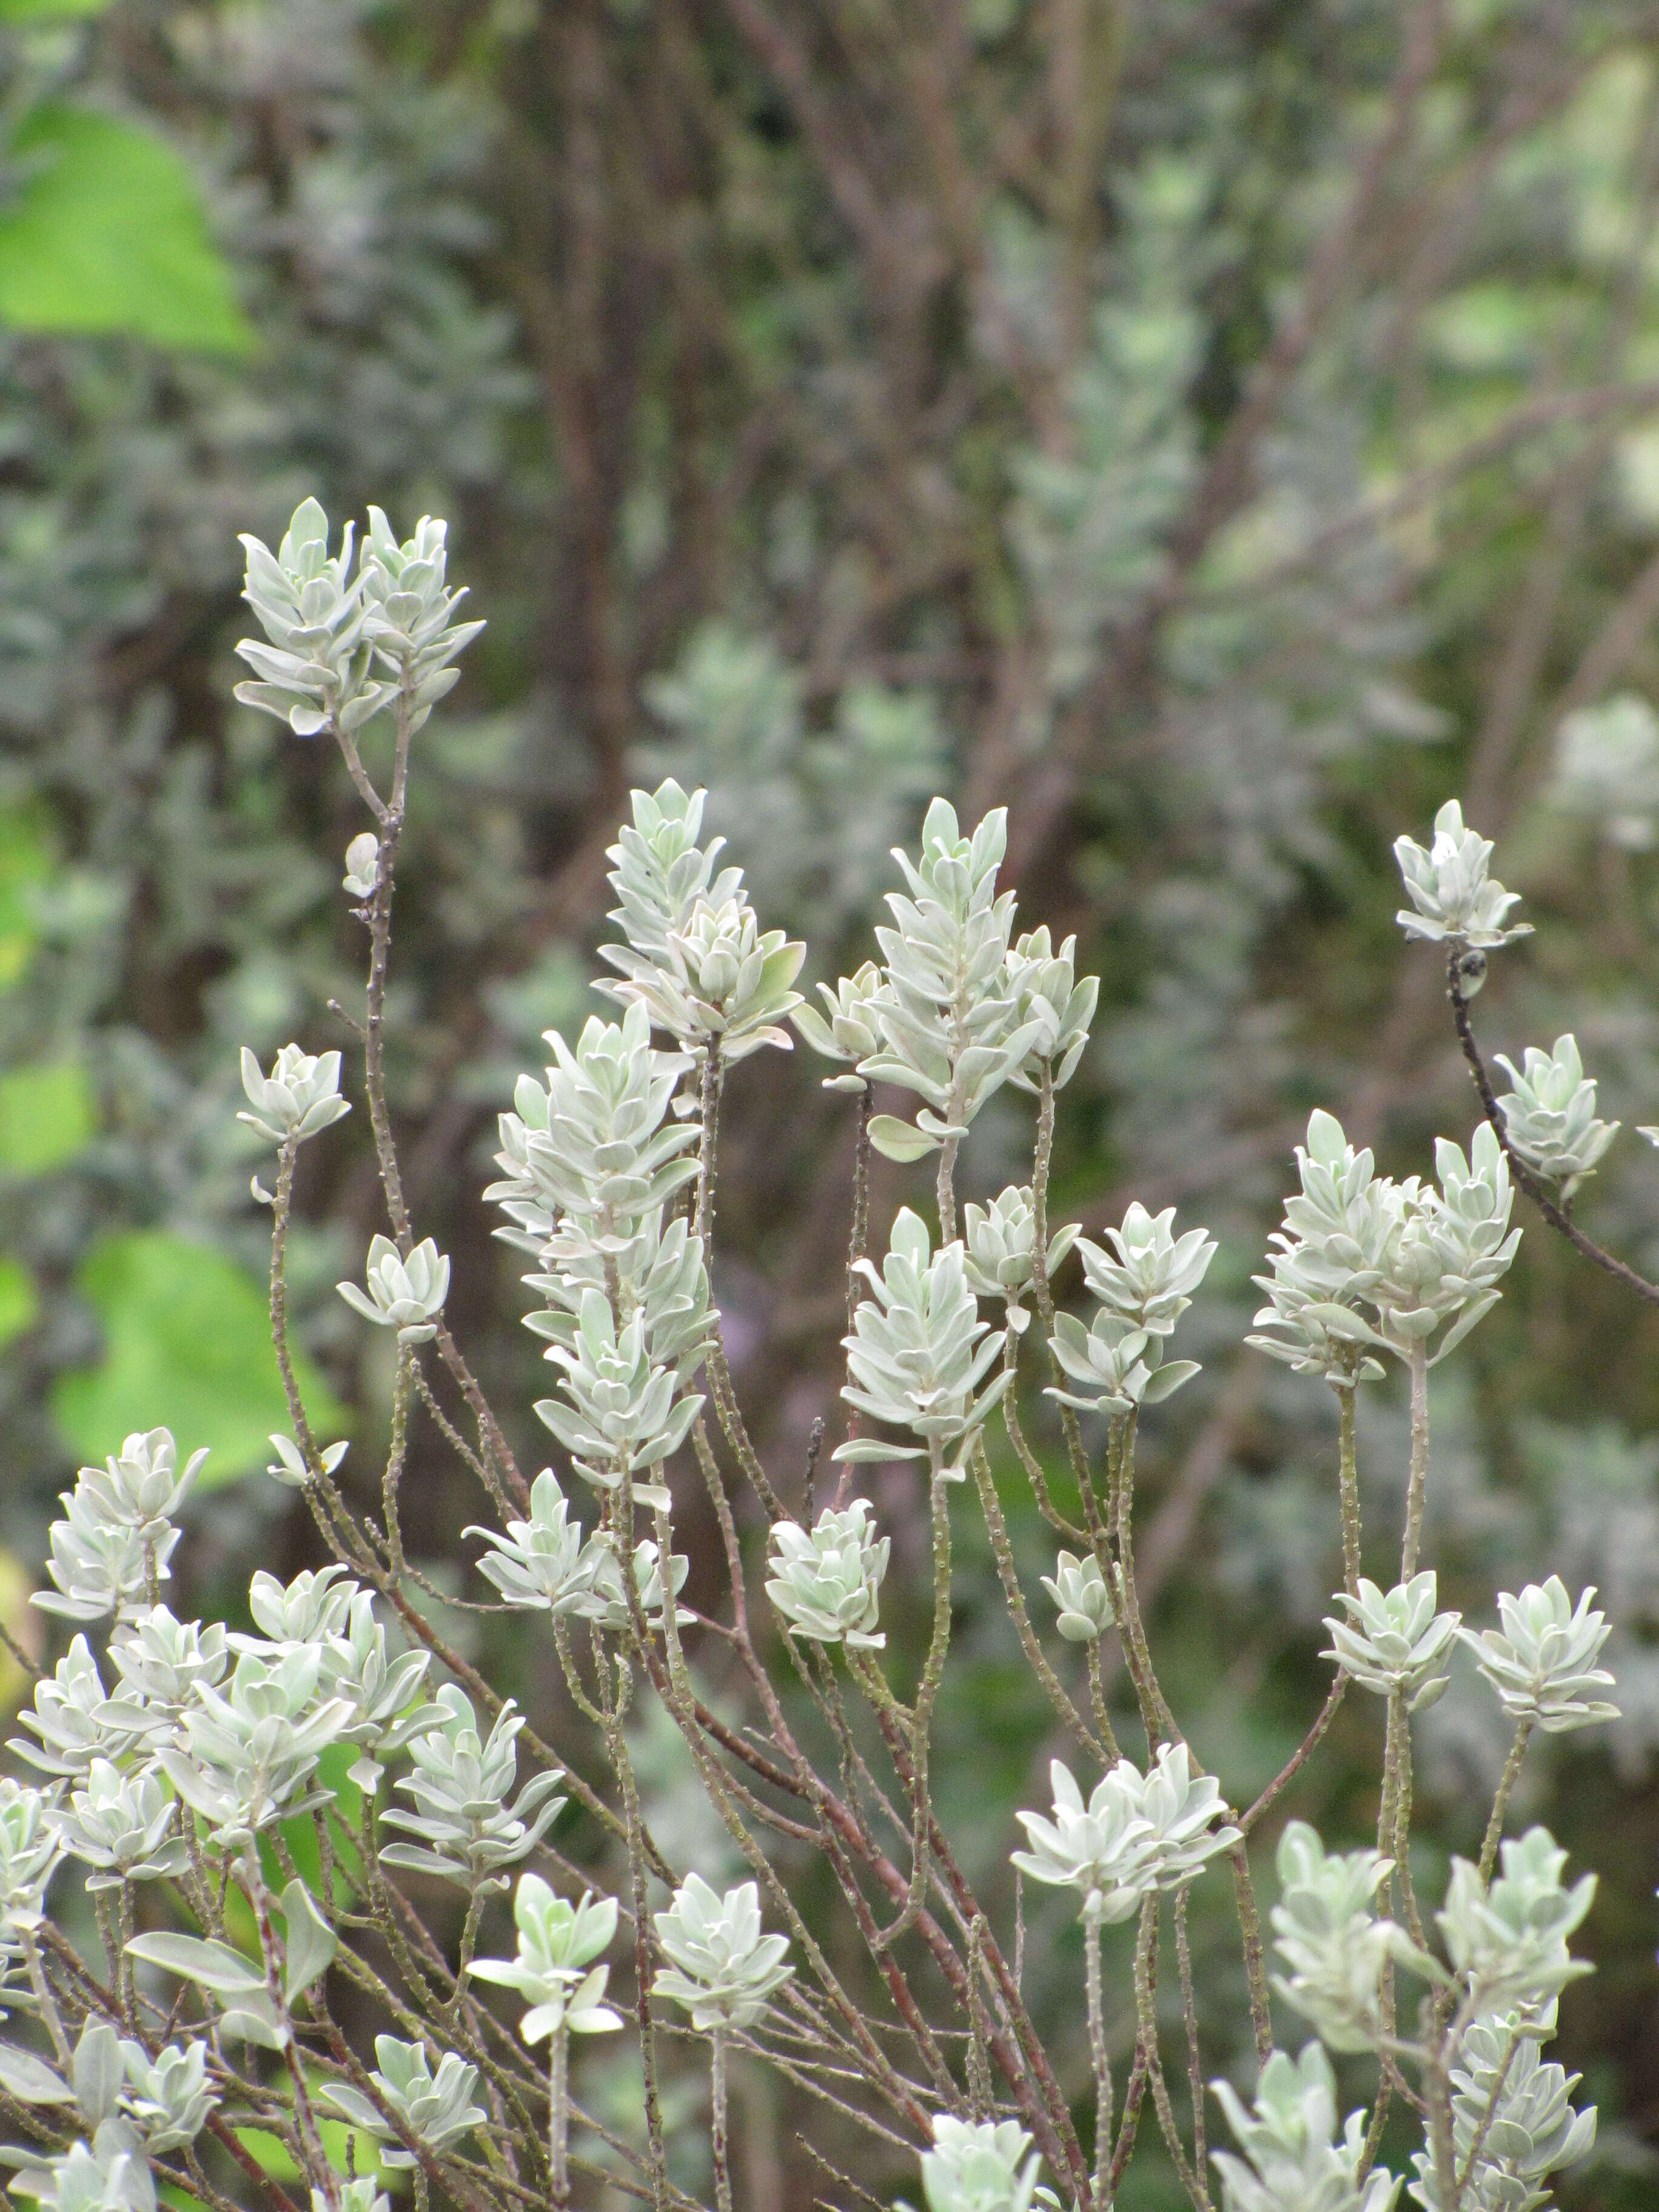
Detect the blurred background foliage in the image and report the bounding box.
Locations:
[4,0,1659,2201]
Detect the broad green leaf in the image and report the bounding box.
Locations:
[0,1060,94,1175]
[126,1931,266,1997]
[235,2111,376,2182]
[52,1230,349,1485]
[0,808,51,990]
[0,0,113,16]
[0,105,253,354]
[0,2045,69,2104]
[0,1257,38,1350]
[866,1113,937,1163]
[72,2019,121,2127]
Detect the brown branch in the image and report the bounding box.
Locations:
[1446,947,1659,1310]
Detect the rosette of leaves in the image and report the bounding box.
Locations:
[465,1469,606,1616]
[521,1208,714,1382]
[962,1186,1079,1332]
[1040,1550,1114,1643]
[118,2042,216,2156]
[1436,1829,1596,2017]
[52,1763,186,1892]
[1011,1757,1157,1923]
[765,1502,890,1650]
[75,1433,205,1546]
[355,506,487,734]
[484,1001,699,1256]
[0,1780,59,1935]
[896,2116,1048,2212]
[1211,2043,1401,2212]
[790,960,886,1092]
[577,1537,691,1635]
[337,1235,450,1347]
[236,1045,351,1147]
[6,2122,157,2212]
[98,1610,227,1751]
[1393,801,1532,950]
[1076,1201,1216,1339]
[599,779,746,982]
[611,892,805,1062]
[1046,1310,1197,1418]
[853,799,1041,1163]
[1119,1743,1240,1890]
[1004,926,1099,1091]
[1322,1574,1462,1712]
[1269,1822,1415,2053]
[1045,1192,1214,1419]
[1248,1113,1396,1384]
[234,498,387,740]
[33,1489,169,1627]
[834,1208,1010,1473]
[379,1685,565,1891]
[1368,1130,1521,1364]
[323,2037,487,2169]
[1493,1034,1619,1198]
[155,1647,354,1848]
[237,1564,357,1652]
[652,1875,794,2031]
[469,1876,621,2045]
[1461,1578,1618,1734]
[14,1641,144,1783]
[1407,2013,1595,2212]
[533,1287,703,1514]
[35,1430,203,1623]
[323,1592,441,1790]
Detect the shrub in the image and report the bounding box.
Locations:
[1,507,1637,2212]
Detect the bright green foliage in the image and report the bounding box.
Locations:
[51,1233,347,1484]
[0,107,250,353]
[0,1061,93,1176]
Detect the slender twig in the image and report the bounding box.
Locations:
[1447,948,1659,1307]
[1175,1892,1206,2199]
[1084,1903,1111,2209]
[1478,1717,1533,1883]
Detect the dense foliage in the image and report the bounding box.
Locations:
[4,1,1659,2205]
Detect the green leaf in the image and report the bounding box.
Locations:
[0,104,253,354]
[0,2045,69,2104]
[126,1932,267,1998]
[0,0,113,16]
[52,1230,349,1486]
[280,1879,338,2003]
[0,807,51,990]
[0,1060,94,1175]
[866,1113,938,1163]
[0,1256,38,1351]
[236,2113,377,2183]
